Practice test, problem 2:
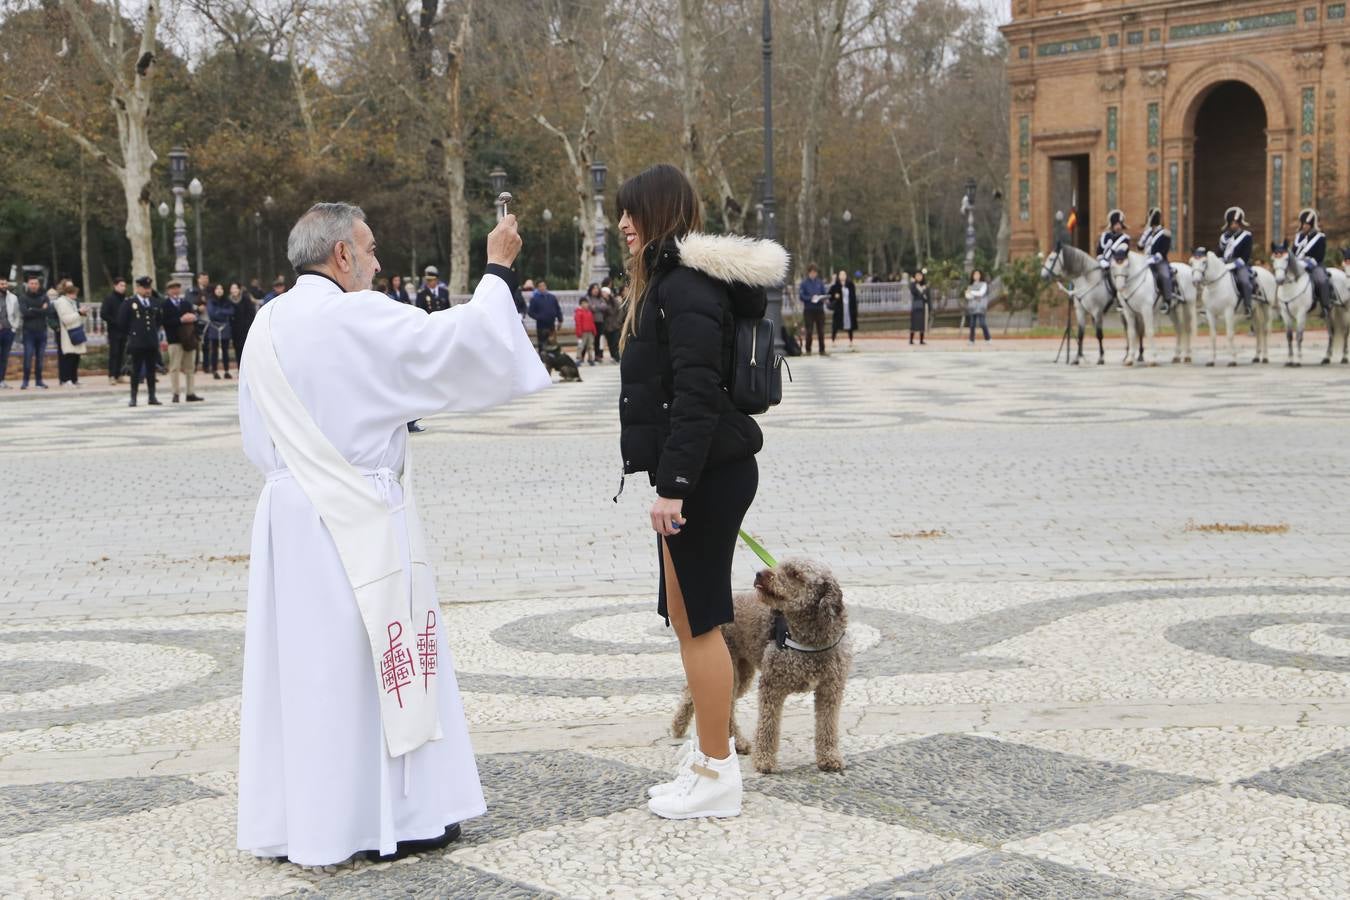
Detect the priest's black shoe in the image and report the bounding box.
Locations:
[186,394,205,402]
[364,823,461,863]
[148,397,163,406]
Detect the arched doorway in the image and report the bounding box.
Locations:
[1192,81,1268,254]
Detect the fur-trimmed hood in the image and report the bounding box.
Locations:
[665,232,790,288]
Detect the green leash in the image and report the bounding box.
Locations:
[738,529,778,568]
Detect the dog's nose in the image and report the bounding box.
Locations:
[753,571,768,588]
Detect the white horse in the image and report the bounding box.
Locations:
[1189,251,1276,366]
[1270,251,1319,367]
[1109,251,1196,365]
[1041,244,1113,365]
[1327,267,1350,365]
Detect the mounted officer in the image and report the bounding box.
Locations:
[1219,206,1255,316]
[1096,209,1131,300]
[1290,208,1330,316]
[1138,207,1175,313]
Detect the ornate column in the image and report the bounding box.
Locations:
[168,147,193,285]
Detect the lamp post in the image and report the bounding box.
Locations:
[571,216,580,281]
[157,201,170,277]
[263,195,276,281]
[489,168,508,225]
[589,161,610,284]
[168,147,193,284]
[753,176,766,238]
[962,178,977,277]
[760,0,783,352]
[842,209,853,273]
[253,211,262,283]
[542,207,553,281]
[189,177,204,278]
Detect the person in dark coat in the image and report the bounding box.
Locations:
[615,163,787,820]
[102,277,129,383]
[527,280,563,349]
[205,283,235,378]
[909,269,931,345]
[119,276,162,406]
[416,266,452,312]
[230,281,256,356]
[18,275,50,389]
[827,269,859,351]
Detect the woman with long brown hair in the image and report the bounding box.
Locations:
[616,163,788,819]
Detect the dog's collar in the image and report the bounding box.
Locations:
[772,610,843,653]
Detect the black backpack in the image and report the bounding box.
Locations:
[726,314,790,415]
[652,274,790,417]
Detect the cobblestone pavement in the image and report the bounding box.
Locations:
[3,342,1350,898]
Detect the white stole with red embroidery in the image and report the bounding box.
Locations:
[246,303,442,758]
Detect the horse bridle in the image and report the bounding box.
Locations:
[1272,254,1313,304]
[1110,259,1154,299]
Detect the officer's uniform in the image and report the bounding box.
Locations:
[1097,209,1131,299]
[118,278,162,406]
[1138,207,1175,311]
[1219,207,1254,314]
[1290,208,1330,314]
[416,283,451,313]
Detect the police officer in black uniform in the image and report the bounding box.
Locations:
[1096,209,1131,300]
[1219,207,1255,316]
[1138,207,1175,313]
[119,276,162,407]
[415,266,452,313]
[1290,208,1330,317]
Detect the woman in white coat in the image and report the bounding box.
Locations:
[53,281,88,386]
[965,269,991,345]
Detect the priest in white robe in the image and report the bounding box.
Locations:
[236,202,549,866]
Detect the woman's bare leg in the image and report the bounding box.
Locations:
[662,538,733,759]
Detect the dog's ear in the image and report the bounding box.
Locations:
[816,579,844,619]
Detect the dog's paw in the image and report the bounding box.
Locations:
[734,737,751,756]
[816,754,845,773]
[752,753,776,774]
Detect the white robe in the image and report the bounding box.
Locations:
[236,272,549,866]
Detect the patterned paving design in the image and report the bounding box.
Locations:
[2,345,1349,897]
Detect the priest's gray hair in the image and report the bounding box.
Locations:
[287,202,367,272]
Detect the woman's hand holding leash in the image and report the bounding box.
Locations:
[651,497,686,536]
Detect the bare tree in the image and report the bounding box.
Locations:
[505,0,629,289]
[387,0,476,293]
[4,0,162,282]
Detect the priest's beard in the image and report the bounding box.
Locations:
[351,258,374,292]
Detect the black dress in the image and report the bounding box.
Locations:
[910,281,930,331]
[619,238,771,637]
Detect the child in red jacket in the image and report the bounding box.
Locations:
[574,297,598,366]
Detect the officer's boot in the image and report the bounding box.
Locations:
[129,378,139,407]
[146,372,161,406]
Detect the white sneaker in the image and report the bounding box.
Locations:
[648,737,735,798]
[647,750,742,820]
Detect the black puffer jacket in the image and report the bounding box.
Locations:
[619,232,789,499]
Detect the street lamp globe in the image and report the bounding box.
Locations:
[254,211,262,226]
[263,195,275,212]
[189,178,203,200]
[489,168,507,195]
[842,209,852,224]
[158,202,170,218]
[542,208,553,223]
[169,147,187,187]
[590,161,608,194]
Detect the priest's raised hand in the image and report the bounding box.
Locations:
[235,202,550,868]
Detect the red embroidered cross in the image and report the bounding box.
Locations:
[381,621,416,708]
[417,610,438,690]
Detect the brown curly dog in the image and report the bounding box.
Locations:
[670,558,851,773]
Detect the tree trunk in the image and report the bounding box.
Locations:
[119,108,156,284]
[444,4,473,294]
[795,0,849,274]
[444,148,470,294]
[676,0,706,223]
[79,162,91,300]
